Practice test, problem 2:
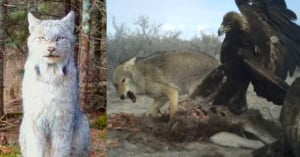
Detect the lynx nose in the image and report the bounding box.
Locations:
[47,47,56,53]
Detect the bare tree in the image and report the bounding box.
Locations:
[79,0,91,110]
[0,0,7,116]
[189,32,221,57]
[90,0,106,110]
[64,0,72,14]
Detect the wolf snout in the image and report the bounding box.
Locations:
[47,47,56,53]
[127,91,136,103]
[120,95,125,100]
[119,91,136,102]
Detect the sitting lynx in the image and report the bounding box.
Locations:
[19,11,90,157]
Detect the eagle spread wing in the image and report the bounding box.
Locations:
[236,0,300,78]
[192,0,300,114]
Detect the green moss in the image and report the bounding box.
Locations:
[8,10,26,21]
[0,145,21,157]
[90,113,107,129]
[37,3,47,12]
[17,69,25,76]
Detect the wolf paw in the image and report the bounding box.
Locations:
[145,108,161,117]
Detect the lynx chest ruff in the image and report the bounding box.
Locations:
[22,62,77,119]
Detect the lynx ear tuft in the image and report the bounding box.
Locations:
[28,12,41,34]
[61,11,75,31]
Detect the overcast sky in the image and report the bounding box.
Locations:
[107,0,300,39]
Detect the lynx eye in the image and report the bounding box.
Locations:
[56,36,65,41]
[38,36,46,41]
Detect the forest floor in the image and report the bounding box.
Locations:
[0,109,106,157]
[106,71,299,157]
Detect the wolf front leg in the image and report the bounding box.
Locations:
[145,98,168,117]
[163,87,179,118]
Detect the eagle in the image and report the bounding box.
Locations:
[191,0,300,114]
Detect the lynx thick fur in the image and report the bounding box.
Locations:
[19,11,90,157]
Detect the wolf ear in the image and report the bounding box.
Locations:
[124,57,137,70]
[28,12,41,34]
[127,57,137,65]
[61,11,75,31]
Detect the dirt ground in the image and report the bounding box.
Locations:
[106,72,300,157]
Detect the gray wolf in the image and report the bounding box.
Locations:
[19,11,90,157]
[113,51,218,117]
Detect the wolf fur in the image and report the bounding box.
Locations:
[19,11,90,157]
[113,51,218,117]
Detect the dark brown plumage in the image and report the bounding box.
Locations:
[192,0,300,114]
[236,0,300,78]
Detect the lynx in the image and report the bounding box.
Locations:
[19,11,90,157]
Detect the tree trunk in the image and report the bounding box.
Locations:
[79,0,91,110]
[0,0,7,116]
[87,0,106,110]
[98,0,106,109]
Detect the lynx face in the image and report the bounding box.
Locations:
[27,12,76,65]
